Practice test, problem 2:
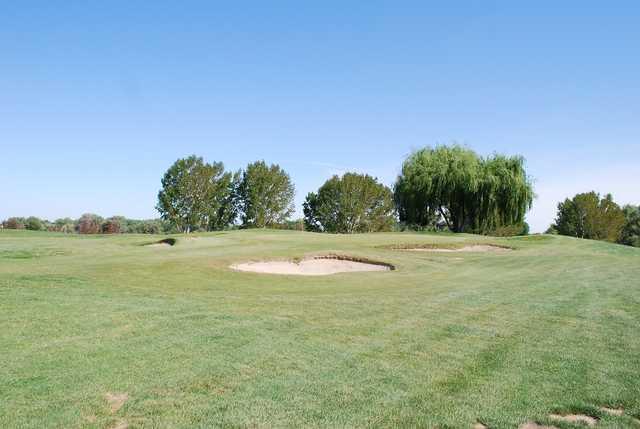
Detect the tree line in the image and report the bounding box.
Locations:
[155,146,533,235]
[2,144,637,247]
[1,215,174,234]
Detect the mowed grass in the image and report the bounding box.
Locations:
[1,229,639,429]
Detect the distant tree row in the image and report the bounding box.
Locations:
[157,146,533,235]
[0,215,174,234]
[156,157,295,232]
[547,192,639,247]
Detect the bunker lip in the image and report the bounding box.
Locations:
[548,413,598,426]
[381,243,513,253]
[144,237,177,247]
[230,254,394,276]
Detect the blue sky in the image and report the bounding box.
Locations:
[1,1,638,232]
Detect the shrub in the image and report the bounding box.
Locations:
[488,223,529,237]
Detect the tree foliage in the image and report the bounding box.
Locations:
[238,161,295,228]
[102,216,125,234]
[394,145,533,234]
[553,192,625,242]
[53,218,76,233]
[619,204,640,247]
[24,216,44,231]
[2,217,25,229]
[77,213,103,234]
[156,155,237,233]
[304,173,395,233]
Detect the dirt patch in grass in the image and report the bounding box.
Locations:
[383,243,512,253]
[111,419,128,429]
[231,255,394,276]
[549,414,598,426]
[105,392,128,413]
[473,422,488,429]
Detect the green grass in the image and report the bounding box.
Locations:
[1,229,639,428]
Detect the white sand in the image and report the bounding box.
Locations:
[231,258,390,276]
[549,414,597,426]
[404,245,510,253]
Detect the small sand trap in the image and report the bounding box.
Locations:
[105,392,128,413]
[519,423,559,429]
[231,256,392,276]
[473,422,488,429]
[600,406,624,416]
[403,245,511,253]
[549,414,597,426]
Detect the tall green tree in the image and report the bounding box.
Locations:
[304,173,395,233]
[238,161,295,228]
[618,204,640,247]
[553,192,625,242]
[25,216,44,231]
[394,145,533,233]
[156,155,237,233]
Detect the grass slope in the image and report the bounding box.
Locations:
[1,229,639,428]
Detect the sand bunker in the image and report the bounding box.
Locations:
[145,238,176,248]
[549,414,597,426]
[600,407,624,416]
[400,244,511,253]
[231,256,392,276]
[519,423,559,429]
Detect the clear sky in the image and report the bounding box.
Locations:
[1,2,638,232]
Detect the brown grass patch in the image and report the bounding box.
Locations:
[111,420,128,429]
[105,392,128,413]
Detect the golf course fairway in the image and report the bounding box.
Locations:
[1,229,639,428]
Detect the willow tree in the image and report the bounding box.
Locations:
[475,154,534,232]
[394,145,533,234]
